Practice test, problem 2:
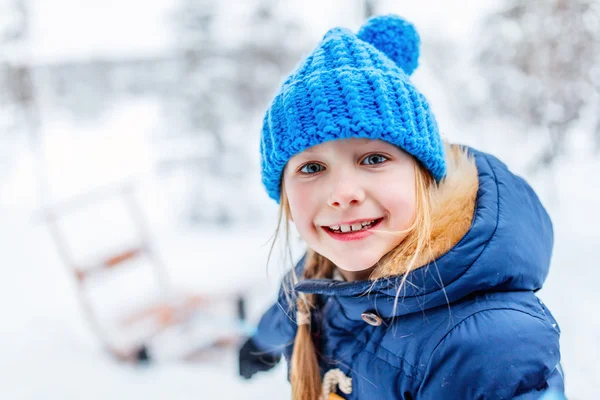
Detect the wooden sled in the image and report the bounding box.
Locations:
[42,180,250,364]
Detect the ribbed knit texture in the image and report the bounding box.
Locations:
[260,15,446,202]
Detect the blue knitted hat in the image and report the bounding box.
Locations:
[260,15,446,202]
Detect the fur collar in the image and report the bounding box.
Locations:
[372,144,479,279]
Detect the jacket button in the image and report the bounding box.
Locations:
[361,312,382,326]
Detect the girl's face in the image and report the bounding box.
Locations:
[283,138,416,279]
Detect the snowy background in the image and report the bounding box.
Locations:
[1,0,599,399]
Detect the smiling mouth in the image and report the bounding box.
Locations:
[324,218,384,233]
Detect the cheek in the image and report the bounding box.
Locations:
[390,192,416,228]
[285,183,317,231]
[380,177,417,228]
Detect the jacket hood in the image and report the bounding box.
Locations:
[294,146,554,320]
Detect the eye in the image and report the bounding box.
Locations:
[299,162,325,175]
[361,154,389,165]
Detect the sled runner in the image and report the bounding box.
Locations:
[42,180,251,364]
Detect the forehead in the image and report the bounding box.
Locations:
[300,138,390,154]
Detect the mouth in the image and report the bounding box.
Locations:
[321,218,384,241]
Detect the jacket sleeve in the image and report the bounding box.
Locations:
[250,257,305,358]
[418,308,564,399]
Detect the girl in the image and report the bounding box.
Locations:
[239,15,564,400]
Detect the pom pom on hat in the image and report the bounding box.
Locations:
[357,15,420,75]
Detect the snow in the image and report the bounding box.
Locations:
[1,1,599,399]
[0,206,293,399]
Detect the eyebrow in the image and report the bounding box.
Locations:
[301,139,375,153]
[300,148,321,154]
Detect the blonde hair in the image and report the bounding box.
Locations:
[272,160,434,400]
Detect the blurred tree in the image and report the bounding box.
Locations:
[364,0,379,18]
[0,0,49,202]
[0,0,29,135]
[478,0,600,169]
[0,0,27,45]
[164,0,309,226]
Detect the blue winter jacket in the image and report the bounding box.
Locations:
[252,149,564,399]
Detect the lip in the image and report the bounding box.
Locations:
[322,218,383,242]
[324,218,380,227]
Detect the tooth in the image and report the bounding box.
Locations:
[330,225,340,230]
[340,224,351,233]
[361,221,371,226]
[351,223,362,231]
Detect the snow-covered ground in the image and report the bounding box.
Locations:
[1,1,598,399]
[0,207,294,399]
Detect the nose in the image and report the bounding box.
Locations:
[327,173,366,210]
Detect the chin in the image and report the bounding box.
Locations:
[330,254,381,272]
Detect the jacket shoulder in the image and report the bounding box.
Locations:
[372,291,560,382]
[416,292,563,399]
